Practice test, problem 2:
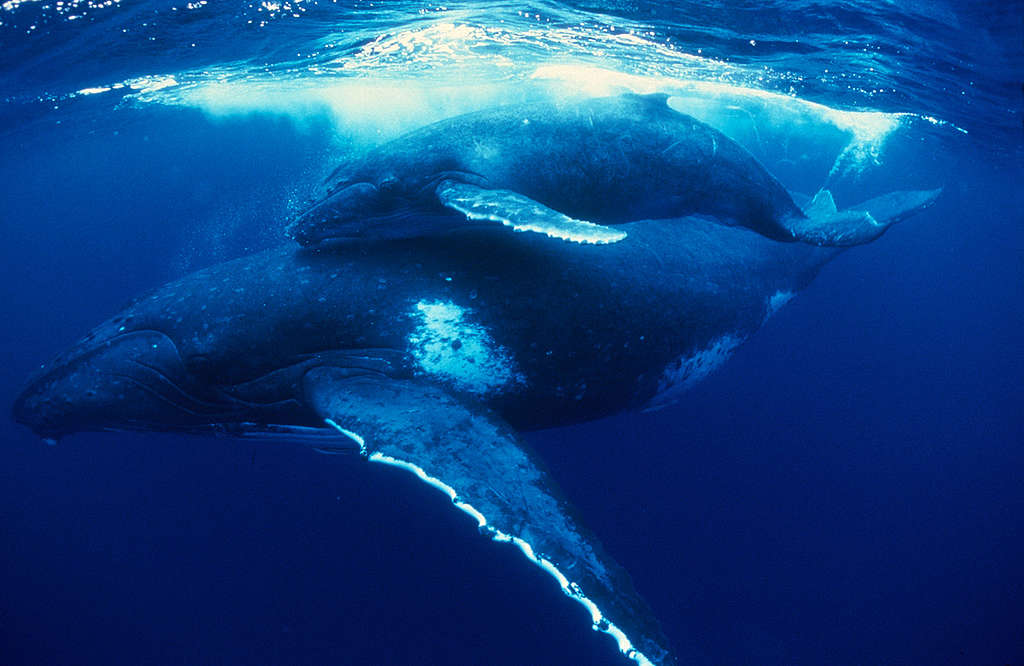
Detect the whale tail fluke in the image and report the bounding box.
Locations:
[788,188,942,246]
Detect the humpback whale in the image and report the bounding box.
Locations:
[13,208,938,661]
[290,94,936,248]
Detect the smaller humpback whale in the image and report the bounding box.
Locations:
[290,94,938,247]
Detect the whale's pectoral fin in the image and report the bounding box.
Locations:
[787,188,942,246]
[436,180,627,245]
[303,367,672,666]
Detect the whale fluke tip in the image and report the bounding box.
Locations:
[790,187,941,247]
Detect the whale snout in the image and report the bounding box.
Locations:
[12,328,222,440]
[289,181,382,246]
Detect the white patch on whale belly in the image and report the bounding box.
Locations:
[646,334,743,410]
[409,300,524,395]
[766,290,795,319]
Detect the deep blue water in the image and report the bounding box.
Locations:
[1,1,1022,664]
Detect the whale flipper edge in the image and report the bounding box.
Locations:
[437,180,628,245]
[304,368,671,666]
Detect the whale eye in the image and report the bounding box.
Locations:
[378,176,399,193]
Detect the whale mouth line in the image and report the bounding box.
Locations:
[107,368,215,419]
[106,331,234,418]
[14,324,398,440]
[13,327,235,438]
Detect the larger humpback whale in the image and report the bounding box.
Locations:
[13,200,937,664]
[291,94,935,248]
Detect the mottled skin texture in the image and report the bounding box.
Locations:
[12,219,842,666]
[11,108,940,663]
[14,218,834,439]
[292,94,805,245]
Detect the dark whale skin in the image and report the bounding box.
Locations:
[292,94,804,245]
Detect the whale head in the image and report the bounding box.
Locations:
[13,323,233,441]
[289,174,469,246]
[289,181,388,246]
[10,308,324,442]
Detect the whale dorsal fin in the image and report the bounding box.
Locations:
[303,368,670,665]
[436,180,627,245]
[626,92,671,107]
[804,189,838,218]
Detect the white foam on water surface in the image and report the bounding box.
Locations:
[50,20,963,169]
[533,64,913,177]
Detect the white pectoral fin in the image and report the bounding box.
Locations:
[303,367,671,666]
[436,180,627,245]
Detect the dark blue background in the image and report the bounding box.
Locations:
[1,1,1022,662]
[2,101,1021,666]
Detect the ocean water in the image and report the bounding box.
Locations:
[1,1,1021,664]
